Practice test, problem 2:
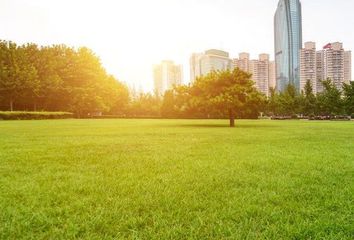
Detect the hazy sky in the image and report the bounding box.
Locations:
[1,0,353,91]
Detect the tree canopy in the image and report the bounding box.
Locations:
[190,68,265,126]
[1,40,353,121]
[0,40,129,116]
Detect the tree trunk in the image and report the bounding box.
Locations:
[10,99,14,112]
[229,109,235,127]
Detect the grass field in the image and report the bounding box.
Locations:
[0,119,353,239]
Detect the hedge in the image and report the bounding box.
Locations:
[0,111,74,120]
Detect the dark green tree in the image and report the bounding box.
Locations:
[0,40,128,114]
[277,84,301,116]
[316,79,343,115]
[342,81,354,116]
[190,68,265,127]
[301,80,316,116]
[0,41,39,111]
[161,90,176,118]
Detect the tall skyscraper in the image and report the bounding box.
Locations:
[300,42,317,93]
[274,0,303,92]
[153,60,182,96]
[190,49,233,83]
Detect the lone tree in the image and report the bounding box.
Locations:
[190,68,265,127]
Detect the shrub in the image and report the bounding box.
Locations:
[351,113,354,119]
[0,111,73,120]
[291,114,298,119]
[308,114,315,120]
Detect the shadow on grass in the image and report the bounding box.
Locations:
[168,122,276,129]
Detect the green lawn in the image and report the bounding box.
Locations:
[0,119,353,239]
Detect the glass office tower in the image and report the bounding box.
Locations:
[274,0,302,92]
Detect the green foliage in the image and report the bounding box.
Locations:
[160,86,203,118]
[267,79,351,117]
[161,68,266,125]
[301,80,317,115]
[0,40,129,116]
[160,90,176,118]
[0,119,353,239]
[191,69,265,121]
[316,79,344,115]
[277,84,302,115]
[127,93,161,117]
[0,111,73,120]
[342,81,354,115]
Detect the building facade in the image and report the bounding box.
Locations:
[269,61,277,89]
[274,0,303,92]
[190,49,233,83]
[234,53,276,97]
[344,50,352,85]
[233,52,250,72]
[299,42,352,94]
[321,42,351,91]
[316,51,324,93]
[300,42,317,93]
[153,60,182,96]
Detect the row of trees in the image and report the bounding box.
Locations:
[268,80,354,117]
[1,40,353,125]
[0,40,264,125]
[0,40,129,116]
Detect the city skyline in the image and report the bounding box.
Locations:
[1,0,353,92]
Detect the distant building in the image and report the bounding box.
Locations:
[274,0,303,92]
[320,42,351,91]
[299,42,352,93]
[269,61,276,89]
[344,50,352,84]
[300,42,317,93]
[316,50,324,92]
[234,53,275,97]
[153,60,182,96]
[233,52,250,72]
[190,49,233,83]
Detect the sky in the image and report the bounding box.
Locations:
[1,0,353,92]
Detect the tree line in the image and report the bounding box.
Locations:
[267,80,354,118]
[159,72,354,126]
[0,40,129,116]
[1,40,353,123]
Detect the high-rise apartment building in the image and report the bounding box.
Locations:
[190,49,233,82]
[344,51,352,84]
[321,42,351,91]
[299,42,352,94]
[316,51,324,93]
[233,53,250,72]
[274,0,303,92]
[300,42,317,93]
[153,60,182,96]
[252,54,270,96]
[269,61,277,89]
[234,53,275,97]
